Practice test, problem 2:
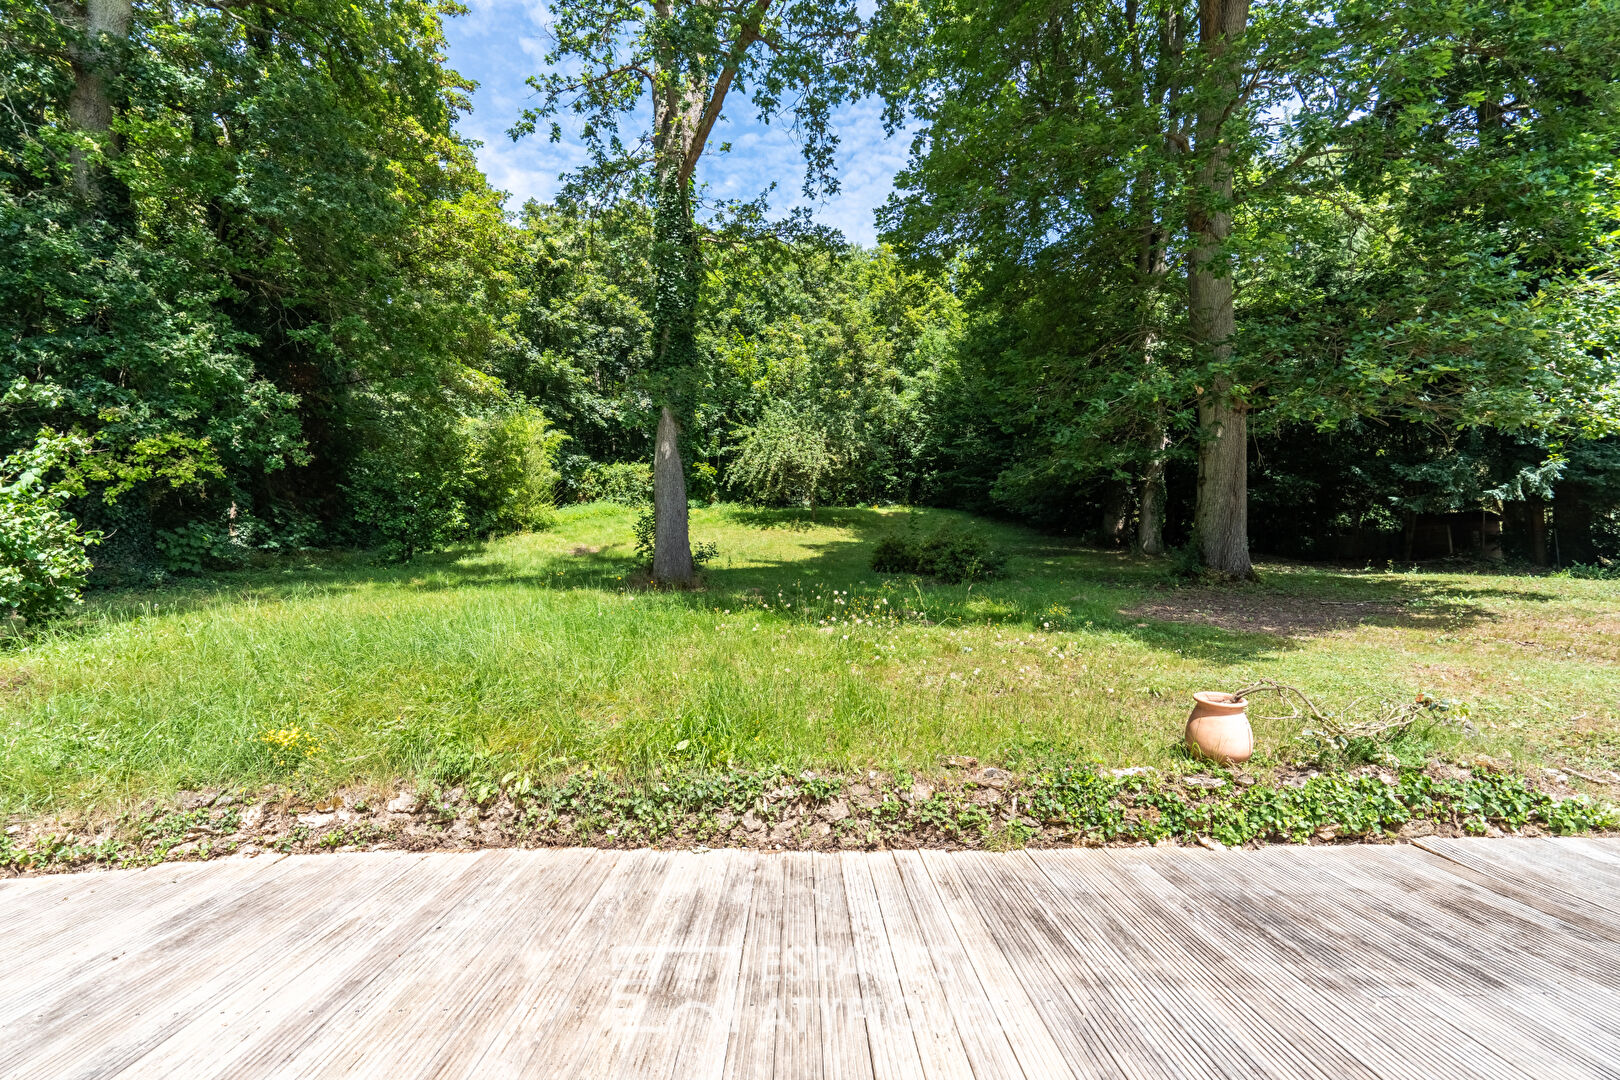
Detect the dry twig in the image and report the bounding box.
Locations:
[1232,680,1428,743]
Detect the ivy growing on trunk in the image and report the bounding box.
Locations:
[512,0,863,584]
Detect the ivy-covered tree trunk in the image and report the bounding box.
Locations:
[516,0,841,584]
[60,0,131,201]
[1187,0,1252,578]
[648,168,699,585]
[520,0,830,585]
[646,10,706,587]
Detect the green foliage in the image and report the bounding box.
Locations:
[493,205,962,515]
[0,433,98,621]
[462,406,565,536]
[492,203,655,465]
[704,244,961,506]
[727,400,851,509]
[515,0,863,208]
[1,0,516,562]
[155,521,234,576]
[1558,562,1620,581]
[578,462,654,505]
[342,401,565,560]
[8,757,1612,870]
[633,508,717,568]
[343,410,471,563]
[511,0,869,582]
[871,519,1005,583]
[688,462,720,505]
[866,0,1620,544]
[3,0,1619,593]
[633,508,655,565]
[1025,766,1620,845]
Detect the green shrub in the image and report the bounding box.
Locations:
[919,526,1007,582]
[155,520,234,574]
[154,508,321,576]
[578,461,654,505]
[342,402,564,560]
[688,461,720,504]
[726,400,852,510]
[870,532,918,574]
[1557,560,1620,580]
[870,520,1005,583]
[342,411,469,562]
[633,508,654,564]
[0,433,98,622]
[462,405,564,536]
[633,508,718,569]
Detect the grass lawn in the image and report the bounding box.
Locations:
[2,502,1618,817]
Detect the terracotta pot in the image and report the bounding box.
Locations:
[1185,691,1253,764]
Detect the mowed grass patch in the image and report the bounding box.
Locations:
[2,502,1618,815]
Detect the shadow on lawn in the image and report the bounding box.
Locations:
[1105,570,1524,668]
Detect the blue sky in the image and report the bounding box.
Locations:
[441,0,908,246]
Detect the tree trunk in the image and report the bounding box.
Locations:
[1137,435,1169,555]
[652,407,694,584]
[1134,1,1181,560]
[647,173,699,585]
[1187,0,1251,579]
[1480,513,1504,562]
[642,2,765,585]
[1099,481,1130,547]
[1194,392,1249,573]
[646,10,706,587]
[63,0,132,201]
[1526,497,1548,566]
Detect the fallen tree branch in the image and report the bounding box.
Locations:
[1232,680,1435,742]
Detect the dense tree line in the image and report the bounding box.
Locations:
[2,0,534,578]
[3,0,1618,618]
[869,0,1620,575]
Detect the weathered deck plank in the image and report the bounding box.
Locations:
[722,852,786,1080]
[2,840,1618,1079]
[916,851,1076,1080]
[1255,846,1620,1076]
[838,851,929,1080]
[469,849,666,1078]
[809,854,876,1080]
[1139,847,1530,1080]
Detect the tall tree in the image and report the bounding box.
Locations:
[516,0,861,584]
[3,0,510,562]
[870,0,1620,574]
[1185,0,1250,575]
[56,0,131,201]
[1134,0,1183,555]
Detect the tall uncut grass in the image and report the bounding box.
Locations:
[2,503,1617,814]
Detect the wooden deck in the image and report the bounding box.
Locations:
[4,838,1620,1078]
